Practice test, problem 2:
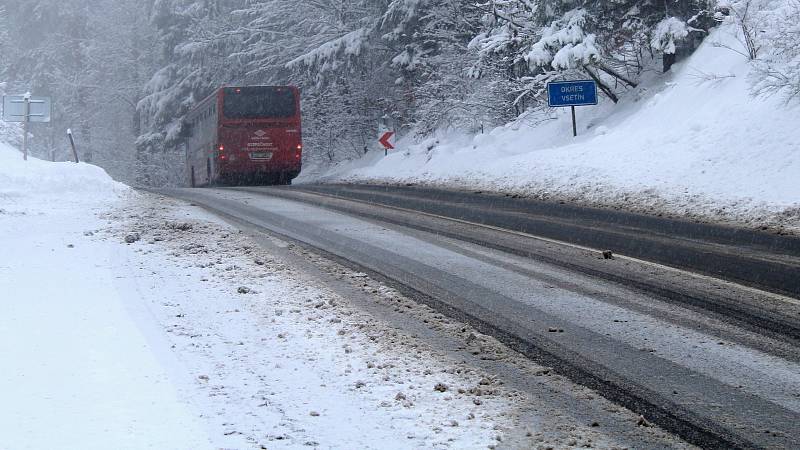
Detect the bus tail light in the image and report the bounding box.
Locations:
[218,144,225,151]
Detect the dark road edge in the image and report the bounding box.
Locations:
[235,186,800,347]
[294,183,800,299]
[156,189,758,450]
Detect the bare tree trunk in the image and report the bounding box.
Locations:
[584,67,619,103]
[593,61,638,88]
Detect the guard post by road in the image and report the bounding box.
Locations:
[547,80,598,137]
[2,92,52,160]
[67,128,79,163]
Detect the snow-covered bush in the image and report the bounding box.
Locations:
[651,17,690,55]
[749,0,800,102]
[714,0,764,60]
[527,9,600,70]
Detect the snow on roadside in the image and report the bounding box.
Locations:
[0,142,518,448]
[99,193,521,449]
[0,144,214,449]
[0,141,690,449]
[0,142,128,213]
[308,23,800,234]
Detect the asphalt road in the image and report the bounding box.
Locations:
[290,184,800,298]
[158,185,800,449]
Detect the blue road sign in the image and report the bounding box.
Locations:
[547,80,598,107]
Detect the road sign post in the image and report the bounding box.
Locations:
[571,106,577,137]
[379,131,395,156]
[547,80,598,137]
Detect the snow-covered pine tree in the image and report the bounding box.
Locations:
[2,0,99,160]
[380,0,516,135]
[0,4,8,75]
[277,1,401,162]
[470,0,715,107]
[279,0,515,158]
[0,7,22,148]
[136,0,246,186]
[76,0,157,180]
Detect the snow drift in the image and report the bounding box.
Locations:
[310,24,800,233]
[0,142,129,210]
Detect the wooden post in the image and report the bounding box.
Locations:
[67,129,80,163]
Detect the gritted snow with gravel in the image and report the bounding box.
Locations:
[104,196,523,449]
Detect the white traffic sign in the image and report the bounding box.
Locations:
[3,95,51,123]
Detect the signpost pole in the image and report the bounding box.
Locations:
[546,80,598,138]
[22,94,30,161]
[571,106,577,138]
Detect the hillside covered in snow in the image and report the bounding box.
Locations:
[309,22,800,234]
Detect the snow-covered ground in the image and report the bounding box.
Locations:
[101,196,526,449]
[0,143,527,449]
[0,144,215,449]
[306,23,799,234]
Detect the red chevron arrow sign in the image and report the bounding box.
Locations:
[379,131,395,150]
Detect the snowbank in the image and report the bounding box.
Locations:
[0,144,213,448]
[0,142,129,211]
[310,24,800,232]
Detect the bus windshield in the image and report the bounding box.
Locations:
[222,86,297,120]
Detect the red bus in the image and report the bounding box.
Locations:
[184,85,302,186]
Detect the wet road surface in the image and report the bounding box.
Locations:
[157,186,800,449]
